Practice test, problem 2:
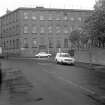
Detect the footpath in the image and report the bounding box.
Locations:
[75,62,105,72]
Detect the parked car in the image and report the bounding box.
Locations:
[55,53,75,65]
[35,52,52,58]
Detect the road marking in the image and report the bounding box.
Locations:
[57,76,95,94]
[42,69,95,94]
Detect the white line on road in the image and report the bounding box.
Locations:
[57,76,95,94]
[42,69,95,95]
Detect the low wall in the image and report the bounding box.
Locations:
[75,48,105,65]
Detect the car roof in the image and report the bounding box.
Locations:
[39,52,47,53]
[57,53,68,54]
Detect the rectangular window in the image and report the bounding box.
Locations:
[56,16,60,20]
[70,27,73,32]
[39,37,46,49]
[40,15,44,20]
[24,26,28,33]
[63,16,68,20]
[32,14,37,20]
[64,28,69,34]
[12,40,15,49]
[32,38,37,48]
[48,37,53,48]
[40,27,45,33]
[56,39,61,48]
[16,39,19,48]
[23,38,28,48]
[24,13,28,19]
[64,38,68,48]
[48,15,53,20]
[70,17,74,21]
[78,17,82,21]
[32,26,37,33]
[48,26,52,33]
[56,26,60,33]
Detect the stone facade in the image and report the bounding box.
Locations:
[0,7,92,57]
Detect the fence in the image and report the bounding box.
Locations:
[75,48,105,65]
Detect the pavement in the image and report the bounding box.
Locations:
[0,57,105,105]
[75,62,105,72]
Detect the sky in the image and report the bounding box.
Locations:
[0,0,96,16]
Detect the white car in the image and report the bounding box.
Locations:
[55,53,75,65]
[35,52,52,58]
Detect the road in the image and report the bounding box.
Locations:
[1,58,105,105]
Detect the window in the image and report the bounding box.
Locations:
[70,17,74,21]
[16,39,19,48]
[32,14,37,20]
[48,37,53,48]
[64,28,69,34]
[6,40,9,49]
[14,12,17,22]
[56,16,60,20]
[78,17,82,21]
[39,37,46,49]
[63,16,68,20]
[48,15,53,20]
[48,26,52,33]
[64,38,68,48]
[16,25,19,35]
[32,38,37,48]
[24,26,28,33]
[23,38,28,48]
[32,26,37,33]
[40,27,45,33]
[40,15,44,20]
[12,40,15,49]
[70,27,73,32]
[9,40,11,49]
[24,13,28,19]
[56,26,60,33]
[56,39,61,48]
[78,27,82,31]
[3,41,5,49]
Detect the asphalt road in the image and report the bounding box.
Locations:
[1,58,105,105]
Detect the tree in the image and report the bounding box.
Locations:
[84,0,105,48]
[69,30,81,48]
[69,29,88,49]
[95,0,105,10]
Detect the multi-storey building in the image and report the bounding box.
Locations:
[0,7,91,57]
[0,19,1,47]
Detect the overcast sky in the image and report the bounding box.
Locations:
[0,0,96,16]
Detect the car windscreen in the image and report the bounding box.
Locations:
[60,54,70,57]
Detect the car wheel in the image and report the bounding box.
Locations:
[55,59,59,64]
[60,61,64,64]
[71,63,74,66]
